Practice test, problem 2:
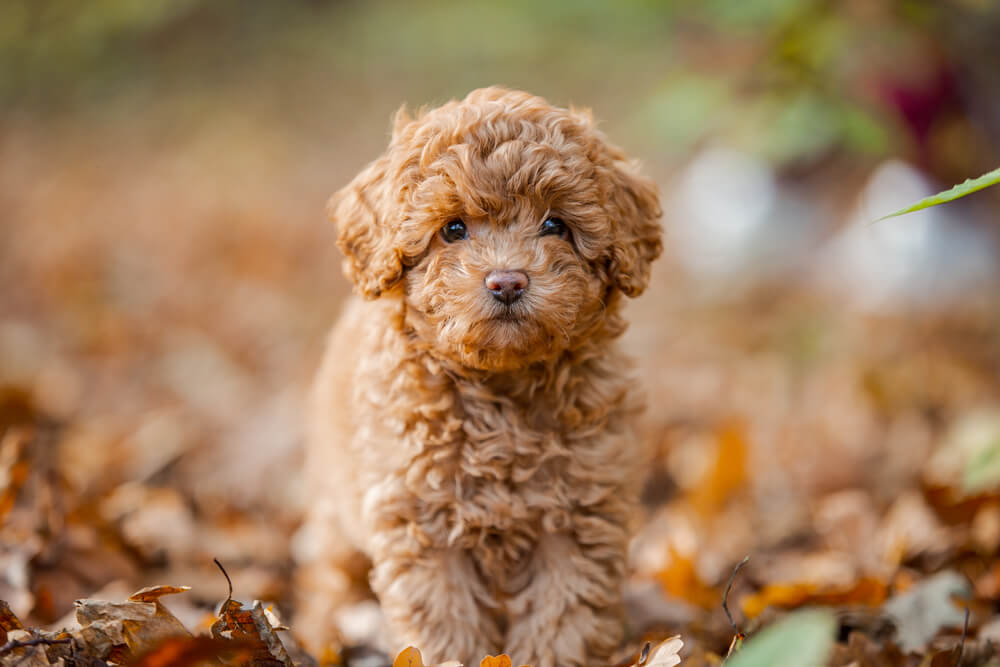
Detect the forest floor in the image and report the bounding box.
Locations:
[3,102,1000,666]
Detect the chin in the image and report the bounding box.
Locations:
[442,314,570,372]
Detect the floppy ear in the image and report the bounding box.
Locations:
[328,156,402,299]
[606,161,663,297]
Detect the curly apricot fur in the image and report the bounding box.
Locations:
[296,87,662,667]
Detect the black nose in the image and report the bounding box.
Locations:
[485,270,528,305]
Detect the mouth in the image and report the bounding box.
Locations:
[488,307,525,323]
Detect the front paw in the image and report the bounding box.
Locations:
[507,605,623,667]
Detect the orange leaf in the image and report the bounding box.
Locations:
[394,646,427,667]
[687,419,748,518]
[128,585,192,603]
[480,656,513,667]
[741,577,887,619]
[656,546,719,609]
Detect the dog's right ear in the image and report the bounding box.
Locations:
[330,106,422,299]
[328,156,403,299]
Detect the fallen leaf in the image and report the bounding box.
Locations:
[687,419,748,518]
[0,599,24,644]
[480,656,513,667]
[725,609,836,667]
[883,570,970,653]
[73,584,191,660]
[128,585,192,603]
[394,646,427,667]
[827,630,907,666]
[741,577,887,619]
[392,645,464,667]
[632,636,683,666]
[656,546,719,609]
[212,598,293,666]
[129,635,256,667]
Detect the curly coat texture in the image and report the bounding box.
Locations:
[296,87,662,667]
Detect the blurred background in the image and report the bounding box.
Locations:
[2,0,1000,662]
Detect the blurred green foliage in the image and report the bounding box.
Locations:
[2,0,998,174]
[726,609,836,667]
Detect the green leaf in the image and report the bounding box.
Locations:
[876,165,1000,221]
[725,609,836,667]
[964,436,1000,493]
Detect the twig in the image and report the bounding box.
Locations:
[955,606,969,667]
[722,555,750,638]
[0,637,71,658]
[214,557,234,605]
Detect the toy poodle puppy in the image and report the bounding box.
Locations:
[296,87,662,667]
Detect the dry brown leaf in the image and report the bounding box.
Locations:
[73,584,191,661]
[129,635,256,667]
[211,598,293,666]
[0,599,24,644]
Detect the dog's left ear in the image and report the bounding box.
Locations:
[605,161,663,297]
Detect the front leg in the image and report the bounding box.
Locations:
[369,527,503,664]
[505,517,629,667]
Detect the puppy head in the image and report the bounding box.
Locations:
[330,87,661,371]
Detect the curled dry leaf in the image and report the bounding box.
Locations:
[0,600,24,644]
[73,584,191,661]
[632,636,683,667]
[212,598,294,666]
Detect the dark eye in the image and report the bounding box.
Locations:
[540,217,568,238]
[440,219,468,243]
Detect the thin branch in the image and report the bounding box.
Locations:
[722,555,750,638]
[0,637,71,658]
[955,606,970,667]
[214,557,234,606]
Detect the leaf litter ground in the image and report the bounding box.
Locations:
[2,113,1000,666]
